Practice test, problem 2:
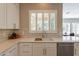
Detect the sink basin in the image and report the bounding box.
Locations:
[35,38,54,41]
[35,38,42,41]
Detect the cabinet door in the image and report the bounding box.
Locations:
[33,43,44,56]
[33,47,44,56]
[74,43,79,56]
[8,44,17,56]
[0,44,17,56]
[0,51,10,56]
[19,43,32,56]
[7,3,19,29]
[45,43,57,56]
[46,47,57,56]
[0,3,6,29]
[13,4,19,29]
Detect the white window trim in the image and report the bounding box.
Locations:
[29,10,57,33]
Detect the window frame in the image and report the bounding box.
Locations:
[29,10,57,33]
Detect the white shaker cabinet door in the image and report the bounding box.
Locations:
[18,43,33,56]
[74,43,79,56]
[6,3,19,29]
[46,47,57,56]
[33,47,44,56]
[33,43,57,56]
[45,43,57,56]
[0,3,6,29]
[0,51,10,56]
[0,44,17,56]
[7,44,18,56]
[33,43,44,56]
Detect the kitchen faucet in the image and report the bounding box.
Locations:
[42,31,47,38]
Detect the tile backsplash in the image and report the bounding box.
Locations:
[0,29,15,42]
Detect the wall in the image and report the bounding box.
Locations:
[19,3,62,38]
[0,30,12,42]
[0,29,19,42]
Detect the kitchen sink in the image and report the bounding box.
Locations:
[35,38,42,41]
[35,38,54,41]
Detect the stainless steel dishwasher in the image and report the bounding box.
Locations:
[57,43,74,56]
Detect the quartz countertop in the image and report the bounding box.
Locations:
[0,36,79,54]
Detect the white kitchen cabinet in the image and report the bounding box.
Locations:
[33,43,57,56]
[0,3,7,29]
[45,43,57,56]
[33,43,44,56]
[18,43,33,56]
[0,51,10,56]
[0,3,19,29]
[7,3,19,29]
[74,43,79,56]
[0,44,17,56]
[7,44,18,56]
[0,42,57,56]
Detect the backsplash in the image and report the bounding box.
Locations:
[0,29,18,42]
[19,30,62,38]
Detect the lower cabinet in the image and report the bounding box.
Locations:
[33,43,57,56]
[18,43,33,56]
[46,47,57,56]
[0,44,17,56]
[33,43,44,56]
[45,43,57,56]
[0,51,10,56]
[0,42,57,56]
[18,42,57,56]
[8,44,18,56]
[74,43,79,56]
[1,42,79,56]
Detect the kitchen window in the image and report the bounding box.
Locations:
[29,10,57,33]
[63,22,79,41]
[63,23,79,36]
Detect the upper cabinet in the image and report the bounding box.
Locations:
[7,3,19,29]
[0,3,19,29]
[0,4,7,29]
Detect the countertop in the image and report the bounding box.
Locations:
[0,36,79,54]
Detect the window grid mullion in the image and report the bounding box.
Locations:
[36,12,37,32]
[49,12,51,33]
[42,12,44,33]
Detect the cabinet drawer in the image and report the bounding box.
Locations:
[45,43,57,47]
[33,43,44,47]
[19,50,32,56]
[19,43,32,48]
[19,53,32,56]
[20,47,32,51]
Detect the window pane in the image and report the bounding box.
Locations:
[44,13,49,31]
[63,23,70,35]
[37,13,42,31]
[50,13,56,31]
[72,23,76,34]
[30,13,36,31]
[76,24,79,35]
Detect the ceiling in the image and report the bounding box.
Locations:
[63,3,79,18]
